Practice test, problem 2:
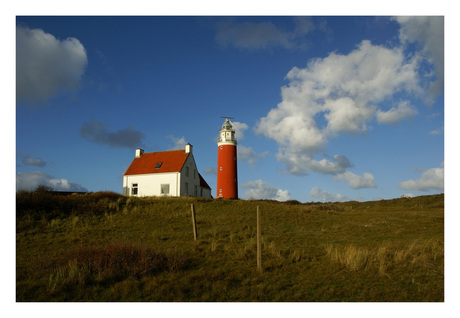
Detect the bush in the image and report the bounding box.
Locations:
[16,190,126,222]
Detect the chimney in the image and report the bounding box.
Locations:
[185,143,192,154]
[135,148,144,158]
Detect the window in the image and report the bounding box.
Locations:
[184,182,189,195]
[220,167,222,171]
[155,162,163,169]
[194,185,198,196]
[186,166,190,177]
[194,170,197,179]
[132,183,138,196]
[161,184,170,195]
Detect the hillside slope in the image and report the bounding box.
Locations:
[16,192,444,301]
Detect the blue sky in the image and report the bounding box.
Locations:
[15,15,445,202]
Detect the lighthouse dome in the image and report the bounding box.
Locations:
[222,118,234,130]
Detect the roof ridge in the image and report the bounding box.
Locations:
[143,149,185,154]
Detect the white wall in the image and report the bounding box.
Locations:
[123,172,179,197]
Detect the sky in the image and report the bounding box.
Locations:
[14,14,446,202]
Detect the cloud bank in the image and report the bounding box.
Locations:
[334,171,377,189]
[238,145,268,166]
[256,38,426,176]
[16,26,88,104]
[80,120,145,149]
[394,16,444,98]
[309,187,349,202]
[242,180,291,201]
[254,17,443,179]
[166,135,187,150]
[231,121,249,140]
[16,171,87,192]
[398,164,444,191]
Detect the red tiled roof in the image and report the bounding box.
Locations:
[124,150,189,176]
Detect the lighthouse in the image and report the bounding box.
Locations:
[217,117,238,199]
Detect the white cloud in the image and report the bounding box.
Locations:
[334,171,377,189]
[231,121,249,140]
[401,193,415,198]
[398,165,444,191]
[376,101,418,124]
[16,26,88,104]
[166,135,187,150]
[238,145,268,166]
[324,97,376,133]
[242,180,291,201]
[309,187,349,202]
[16,171,87,192]
[215,17,316,51]
[278,153,352,176]
[395,16,444,98]
[256,40,422,175]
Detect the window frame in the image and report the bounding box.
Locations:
[161,183,170,195]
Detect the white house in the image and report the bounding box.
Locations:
[123,144,212,198]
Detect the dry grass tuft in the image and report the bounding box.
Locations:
[324,239,443,275]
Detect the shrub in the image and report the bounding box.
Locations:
[16,190,127,222]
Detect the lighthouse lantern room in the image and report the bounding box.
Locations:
[217,117,238,199]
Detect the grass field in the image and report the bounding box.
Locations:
[16,189,444,301]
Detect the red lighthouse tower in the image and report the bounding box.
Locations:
[217,117,238,199]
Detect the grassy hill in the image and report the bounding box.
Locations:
[16,190,444,301]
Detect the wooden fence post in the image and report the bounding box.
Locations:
[257,205,262,271]
[191,204,198,241]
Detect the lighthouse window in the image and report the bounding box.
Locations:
[220,146,223,150]
[219,189,222,193]
[220,167,222,171]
